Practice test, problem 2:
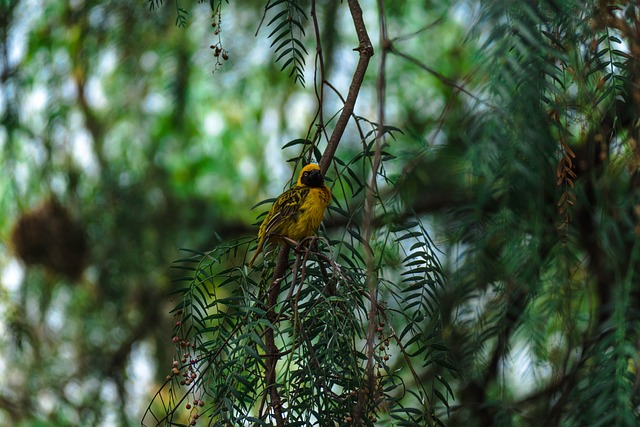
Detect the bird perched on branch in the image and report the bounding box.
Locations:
[248,163,331,267]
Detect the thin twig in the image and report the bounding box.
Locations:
[353,0,384,424]
[390,16,445,43]
[322,79,367,144]
[306,0,326,163]
[389,44,488,105]
[255,0,272,36]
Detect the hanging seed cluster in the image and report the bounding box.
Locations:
[209,10,229,71]
[166,310,206,426]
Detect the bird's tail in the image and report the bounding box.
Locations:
[247,242,263,267]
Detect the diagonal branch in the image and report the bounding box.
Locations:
[319,0,374,175]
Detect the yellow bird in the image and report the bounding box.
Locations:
[248,164,332,267]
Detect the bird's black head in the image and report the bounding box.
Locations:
[299,165,324,188]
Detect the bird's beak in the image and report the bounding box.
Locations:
[310,169,322,182]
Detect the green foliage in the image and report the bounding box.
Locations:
[424,0,640,425]
[265,0,309,85]
[143,132,455,426]
[176,4,189,28]
[4,0,640,426]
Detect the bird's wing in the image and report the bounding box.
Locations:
[262,186,309,238]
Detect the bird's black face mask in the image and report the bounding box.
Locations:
[301,169,324,188]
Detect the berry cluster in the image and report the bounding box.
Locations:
[376,321,391,364]
[209,12,229,70]
[185,398,206,426]
[168,355,199,387]
[167,310,206,425]
[209,43,229,61]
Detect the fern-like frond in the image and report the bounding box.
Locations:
[148,0,163,10]
[266,0,309,85]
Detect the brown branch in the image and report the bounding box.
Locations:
[319,0,374,175]
[262,245,289,426]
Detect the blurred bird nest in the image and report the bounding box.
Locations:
[10,197,88,280]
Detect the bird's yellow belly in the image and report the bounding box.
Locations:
[282,187,330,241]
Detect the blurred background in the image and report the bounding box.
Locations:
[0,0,468,425]
[3,0,640,426]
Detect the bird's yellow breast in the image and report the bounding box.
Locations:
[280,186,331,241]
